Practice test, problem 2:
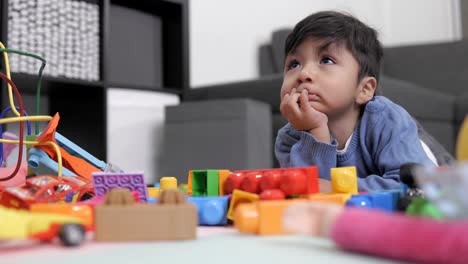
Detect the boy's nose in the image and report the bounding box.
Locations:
[298,65,315,83]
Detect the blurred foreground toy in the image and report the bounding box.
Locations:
[0,175,93,209]
[413,163,468,219]
[94,188,197,241]
[234,199,306,235]
[284,201,468,264]
[0,205,89,247]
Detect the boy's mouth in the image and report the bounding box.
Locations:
[308,93,320,101]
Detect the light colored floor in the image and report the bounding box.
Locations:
[0,227,404,264]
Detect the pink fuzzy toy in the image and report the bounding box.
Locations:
[284,202,468,264]
[332,208,468,264]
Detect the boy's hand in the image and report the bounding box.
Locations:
[318,178,332,193]
[281,89,330,143]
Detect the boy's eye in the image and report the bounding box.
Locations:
[287,60,300,70]
[320,56,335,64]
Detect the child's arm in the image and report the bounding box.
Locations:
[284,201,468,264]
[275,123,338,180]
[357,98,435,191]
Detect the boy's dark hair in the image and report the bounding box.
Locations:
[285,11,383,82]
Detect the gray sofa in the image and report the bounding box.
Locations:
[160,29,467,181]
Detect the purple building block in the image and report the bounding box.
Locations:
[92,172,148,202]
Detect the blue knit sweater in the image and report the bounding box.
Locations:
[275,96,434,191]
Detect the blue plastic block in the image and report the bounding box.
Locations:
[346,192,398,212]
[369,192,395,211]
[28,147,77,177]
[187,196,229,226]
[346,195,372,208]
[55,132,107,170]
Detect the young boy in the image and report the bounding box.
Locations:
[275,11,435,192]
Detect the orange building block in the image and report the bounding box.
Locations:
[234,199,306,235]
[187,170,193,195]
[218,170,231,196]
[331,166,358,194]
[227,189,259,220]
[307,192,352,205]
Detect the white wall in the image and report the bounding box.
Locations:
[106,89,179,183]
[190,0,462,87]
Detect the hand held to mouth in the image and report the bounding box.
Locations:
[280,89,330,144]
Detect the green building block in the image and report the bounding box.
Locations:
[191,170,219,196]
[406,197,444,220]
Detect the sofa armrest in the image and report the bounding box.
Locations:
[185,74,283,113]
[380,75,456,154]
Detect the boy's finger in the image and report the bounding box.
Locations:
[299,90,310,111]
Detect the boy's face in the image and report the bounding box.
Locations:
[281,37,372,120]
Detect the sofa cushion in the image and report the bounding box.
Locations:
[185,74,284,113]
[379,75,455,121]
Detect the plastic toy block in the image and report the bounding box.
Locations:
[331,166,358,194]
[218,170,231,196]
[307,192,352,205]
[224,166,319,196]
[187,196,229,225]
[28,148,77,177]
[346,192,398,212]
[148,187,159,198]
[187,170,193,195]
[234,199,307,235]
[160,177,177,191]
[95,203,197,241]
[92,172,148,203]
[179,184,188,194]
[259,189,286,200]
[94,189,197,241]
[192,170,219,196]
[55,132,107,170]
[223,171,245,194]
[227,189,259,220]
[406,197,444,219]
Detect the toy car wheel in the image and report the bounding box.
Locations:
[58,223,86,247]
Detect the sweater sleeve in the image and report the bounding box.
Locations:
[357,97,435,191]
[275,123,338,180]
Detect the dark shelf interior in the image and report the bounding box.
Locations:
[108,0,189,91]
[49,83,106,160]
[0,0,188,161]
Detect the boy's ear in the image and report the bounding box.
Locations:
[356,76,377,104]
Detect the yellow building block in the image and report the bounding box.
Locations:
[307,192,351,205]
[148,187,160,198]
[160,177,178,191]
[457,115,468,161]
[227,189,259,220]
[331,166,358,194]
